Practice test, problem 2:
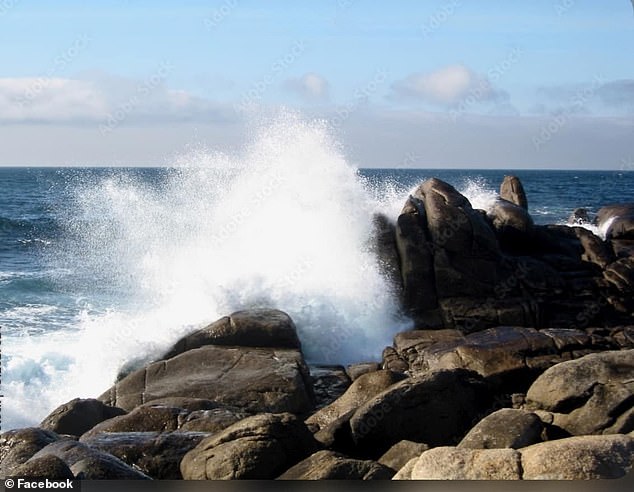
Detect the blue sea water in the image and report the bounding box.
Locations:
[1,143,634,431]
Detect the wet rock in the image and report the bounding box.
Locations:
[458,408,543,449]
[500,175,528,210]
[178,407,250,433]
[0,428,62,477]
[349,369,493,456]
[81,405,184,438]
[487,199,534,254]
[164,309,301,359]
[524,349,634,436]
[40,398,127,437]
[346,362,380,381]
[378,440,429,472]
[520,434,634,479]
[180,413,319,480]
[569,207,590,225]
[81,431,210,479]
[29,440,150,480]
[309,365,351,409]
[11,455,74,480]
[597,204,634,240]
[99,345,314,414]
[278,450,394,480]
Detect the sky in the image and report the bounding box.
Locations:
[0,0,633,169]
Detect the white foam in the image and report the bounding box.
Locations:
[2,112,411,430]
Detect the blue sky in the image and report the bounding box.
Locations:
[1,0,633,168]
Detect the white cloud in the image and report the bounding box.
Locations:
[0,73,235,126]
[285,72,330,100]
[391,64,506,107]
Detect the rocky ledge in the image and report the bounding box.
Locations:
[2,176,633,480]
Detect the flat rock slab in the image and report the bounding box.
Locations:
[99,345,314,414]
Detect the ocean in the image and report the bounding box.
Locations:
[1,121,634,431]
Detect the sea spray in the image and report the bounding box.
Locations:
[2,113,411,429]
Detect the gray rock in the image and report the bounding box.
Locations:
[525,349,634,436]
[278,450,394,480]
[349,369,493,455]
[520,434,634,479]
[458,408,543,449]
[0,428,61,477]
[407,446,522,480]
[500,175,528,210]
[80,431,210,479]
[81,405,184,438]
[346,362,380,381]
[99,345,314,414]
[309,365,351,409]
[178,407,250,433]
[597,203,634,240]
[378,440,429,472]
[29,440,150,480]
[12,455,74,480]
[163,309,301,359]
[180,413,319,480]
[306,370,406,431]
[487,198,534,254]
[40,398,127,437]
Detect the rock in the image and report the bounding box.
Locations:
[81,405,184,438]
[0,428,61,477]
[520,434,634,479]
[178,407,250,433]
[378,440,429,472]
[611,239,634,259]
[99,345,314,414]
[392,457,418,480]
[12,455,74,480]
[371,213,403,298]
[500,175,528,210]
[40,398,127,437]
[277,450,394,480]
[393,329,464,354]
[164,309,301,359]
[487,199,534,254]
[346,362,380,381]
[309,365,351,409]
[458,408,543,449]
[80,431,210,479]
[525,350,634,436]
[180,413,319,480]
[312,409,357,453]
[306,370,407,431]
[29,440,150,480]
[569,207,590,225]
[406,446,522,480]
[349,369,493,456]
[597,203,634,240]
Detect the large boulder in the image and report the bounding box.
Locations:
[277,450,394,480]
[29,440,150,480]
[0,428,61,477]
[163,309,301,359]
[500,175,528,210]
[524,350,634,436]
[349,369,493,456]
[395,447,522,480]
[305,370,406,431]
[458,408,543,449]
[99,345,314,414]
[597,203,634,240]
[520,434,634,479]
[378,440,429,472]
[80,431,210,479]
[40,398,127,437]
[81,405,185,437]
[180,413,319,480]
[487,199,534,254]
[11,455,74,480]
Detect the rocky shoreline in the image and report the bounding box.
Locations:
[1,176,633,480]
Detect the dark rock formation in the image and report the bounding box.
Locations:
[500,175,528,210]
[597,203,634,240]
[180,413,319,480]
[40,398,127,437]
[378,440,429,472]
[278,450,394,480]
[0,428,61,477]
[12,455,75,480]
[349,369,493,456]
[99,345,314,414]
